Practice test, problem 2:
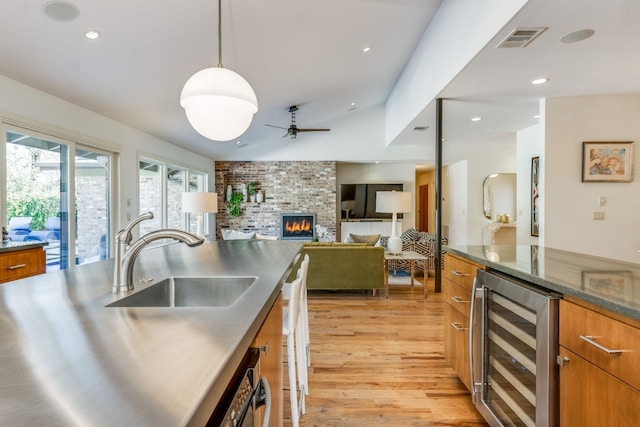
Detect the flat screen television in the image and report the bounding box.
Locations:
[340,183,404,220]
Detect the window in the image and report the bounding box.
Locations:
[138,157,209,236]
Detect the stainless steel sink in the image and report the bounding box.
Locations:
[106,276,258,307]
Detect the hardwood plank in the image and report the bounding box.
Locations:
[283,278,487,426]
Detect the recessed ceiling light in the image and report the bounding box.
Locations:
[561,29,595,44]
[375,161,380,164]
[85,30,100,39]
[362,46,371,53]
[531,77,549,85]
[471,117,482,122]
[347,102,357,112]
[43,1,79,22]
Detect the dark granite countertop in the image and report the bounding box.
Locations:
[445,245,640,322]
[0,240,47,253]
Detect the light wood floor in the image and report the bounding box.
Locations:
[284,276,488,426]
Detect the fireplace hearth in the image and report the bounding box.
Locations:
[280,213,316,240]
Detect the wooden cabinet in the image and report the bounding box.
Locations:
[443,253,483,391]
[251,293,284,427]
[559,299,640,426]
[0,246,46,283]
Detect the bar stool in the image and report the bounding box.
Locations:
[283,273,304,427]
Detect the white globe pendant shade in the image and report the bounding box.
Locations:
[180,67,258,141]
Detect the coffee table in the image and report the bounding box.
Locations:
[384,250,428,298]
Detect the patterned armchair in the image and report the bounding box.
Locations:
[380,228,447,273]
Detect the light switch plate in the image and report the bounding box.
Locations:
[599,196,606,206]
[593,211,605,220]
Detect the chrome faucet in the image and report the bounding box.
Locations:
[112,213,204,294]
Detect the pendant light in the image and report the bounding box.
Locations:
[180,0,258,141]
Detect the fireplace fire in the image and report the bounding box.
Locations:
[280,213,316,240]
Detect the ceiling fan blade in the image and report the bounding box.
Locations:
[265,124,288,130]
[297,128,330,132]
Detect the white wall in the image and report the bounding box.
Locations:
[0,74,215,239]
[516,122,544,245]
[336,162,416,237]
[544,95,640,263]
[445,143,517,245]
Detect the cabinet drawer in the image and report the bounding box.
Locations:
[0,248,46,283]
[443,253,482,291]
[444,279,471,318]
[560,300,640,390]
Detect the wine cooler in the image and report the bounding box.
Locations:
[470,270,561,427]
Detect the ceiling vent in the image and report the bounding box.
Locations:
[413,126,429,131]
[496,27,547,48]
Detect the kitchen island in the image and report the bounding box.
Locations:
[0,239,302,426]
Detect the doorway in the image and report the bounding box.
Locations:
[419,184,429,231]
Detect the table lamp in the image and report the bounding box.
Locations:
[182,192,218,237]
[376,191,412,254]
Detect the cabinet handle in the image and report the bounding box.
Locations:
[255,341,269,356]
[5,264,27,270]
[450,296,469,304]
[451,270,470,277]
[556,355,570,367]
[450,322,468,331]
[579,335,623,355]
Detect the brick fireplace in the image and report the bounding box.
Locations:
[214,161,336,241]
[280,213,315,240]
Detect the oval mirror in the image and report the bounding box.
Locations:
[483,173,516,220]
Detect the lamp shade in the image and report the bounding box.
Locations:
[182,192,218,214]
[376,191,412,213]
[180,67,258,141]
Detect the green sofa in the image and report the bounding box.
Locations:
[286,242,384,292]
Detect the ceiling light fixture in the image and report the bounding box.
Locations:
[362,46,371,53]
[471,117,482,122]
[85,30,100,39]
[531,77,549,85]
[180,0,258,142]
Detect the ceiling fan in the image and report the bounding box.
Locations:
[265,105,330,139]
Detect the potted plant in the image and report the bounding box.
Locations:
[248,181,257,202]
[227,192,244,217]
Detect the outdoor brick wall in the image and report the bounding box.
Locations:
[215,161,337,241]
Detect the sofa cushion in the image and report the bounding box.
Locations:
[221,229,256,240]
[344,233,380,246]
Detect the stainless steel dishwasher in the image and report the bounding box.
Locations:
[470,269,561,427]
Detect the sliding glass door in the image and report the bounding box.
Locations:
[4,128,114,271]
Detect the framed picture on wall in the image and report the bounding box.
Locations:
[531,156,539,237]
[582,141,634,182]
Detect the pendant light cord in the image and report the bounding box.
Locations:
[218,0,223,67]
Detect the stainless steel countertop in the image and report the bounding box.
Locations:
[0,240,47,253]
[445,245,640,321]
[0,239,302,426]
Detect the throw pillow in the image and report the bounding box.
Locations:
[256,233,279,240]
[344,233,380,246]
[221,229,256,240]
[400,227,420,241]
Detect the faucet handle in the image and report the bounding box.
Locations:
[120,212,154,244]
